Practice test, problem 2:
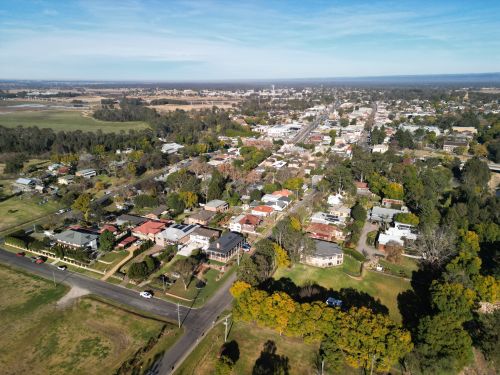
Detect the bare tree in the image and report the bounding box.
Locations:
[409,227,456,268]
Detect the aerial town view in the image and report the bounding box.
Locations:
[0,1,499,375]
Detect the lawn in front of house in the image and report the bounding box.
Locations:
[274,263,411,321]
[0,264,179,375]
[153,264,237,307]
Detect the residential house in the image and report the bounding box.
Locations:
[204,232,244,263]
[377,222,417,250]
[155,223,198,246]
[229,214,262,233]
[117,236,137,249]
[12,178,35,192]
[372,144,389,153]
[327,193,343,206]
[443,138,469,153]
[306,223,346,242]
[132,220,168,242]
[303,240,344,268]
[381,198,404,208]
[161,142,184,154]
[143,205,168,220]
[329,205,351,223]
[355,181,371,195]
[185,210,217,226]
[251,205,274,217]
[272,189,294,198]
[369,206,406,223]
[57,175,75,185]
[311,212,343,226]
[189,227,220,247]
[54,229,98,250]
[204,199,229,213]
[75,169,97,179]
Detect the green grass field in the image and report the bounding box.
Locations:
[0,265,179,375]
[274,264,411,321]
[0,110,149,133]
[175,320,329,375]
[0,194,63,232]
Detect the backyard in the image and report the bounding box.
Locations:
[0,110,149,133]
[274,263,412,321]
[0,265,180,375]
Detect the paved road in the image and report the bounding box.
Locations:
[0,247,234,375]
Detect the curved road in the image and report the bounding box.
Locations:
[0,248,234,374]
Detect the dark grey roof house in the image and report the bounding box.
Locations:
[204,232,244,263]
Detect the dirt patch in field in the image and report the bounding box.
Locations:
[57,286,90,308]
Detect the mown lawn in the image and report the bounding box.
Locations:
[0,265,179,375]
[0,194,63,232]
[378,257,418,279]
[0,110,149,133]
[274,264,411,321]
[153,263,237,307]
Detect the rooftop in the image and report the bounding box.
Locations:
[133,220,167,235]
[207,232,244,254]
[313,240,343,257]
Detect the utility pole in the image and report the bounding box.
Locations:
[177,303,181,328]
[370,353,376,375]
[321,359,324,375]
[223,315,230,342]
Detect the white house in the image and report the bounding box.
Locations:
[372,144,389,154]
[327,193,344,206]
[161,143,184,154]
[377,222,417,250]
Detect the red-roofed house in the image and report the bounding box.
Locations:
[132,220,168,241]
[117,236,138,249]
[306,223,346,242]
[240,214,261,231]
[272,189,294,198]
[251,205,274,217]
[355,181,370,195]
[99,224,118,235]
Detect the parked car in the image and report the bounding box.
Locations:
[57,265,67,271]
[30,256,38,262]
[325,297,342,307]
[16,252,26,257]
[35,258,45,264]
[242,243,251,252]
[140,291,153,299]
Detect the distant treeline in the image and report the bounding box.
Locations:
[149,98,189,105]
[93,99,250,144]
[0,126,152,155]
[0,90,81,99]
[0,105,250,155]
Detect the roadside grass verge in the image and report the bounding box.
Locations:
[0,264,180,374]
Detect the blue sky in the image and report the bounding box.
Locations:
[0,0,499,80]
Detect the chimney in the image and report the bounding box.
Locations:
[217,242,220,249]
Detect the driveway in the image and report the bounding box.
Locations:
[356,221,384,258]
